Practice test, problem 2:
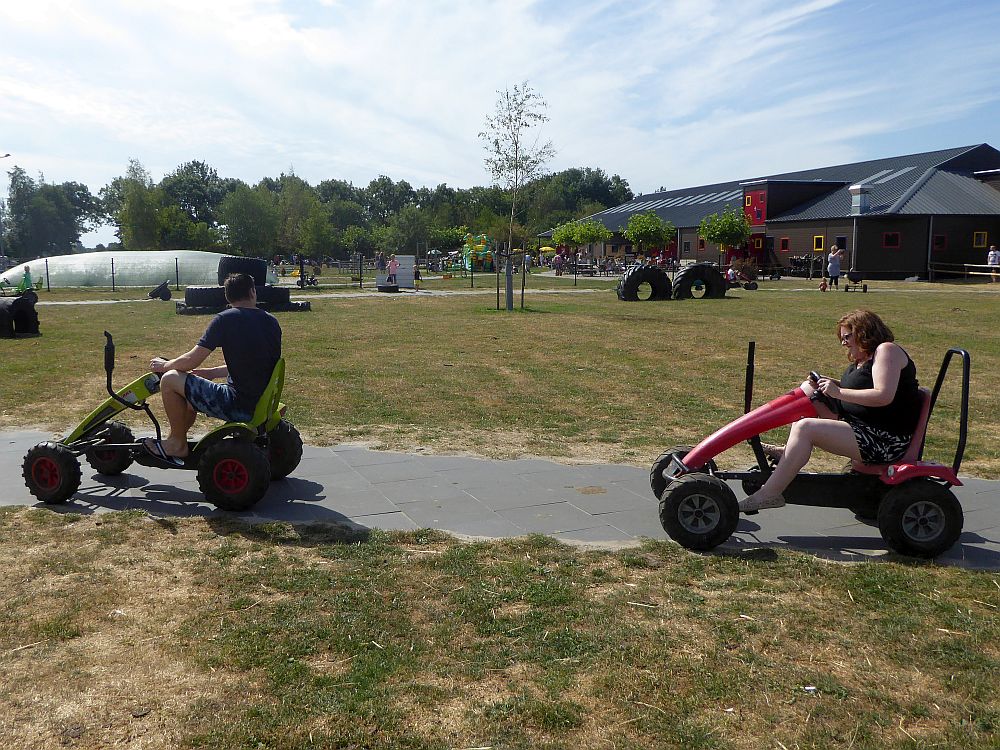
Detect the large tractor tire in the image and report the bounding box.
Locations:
[266,419,303,479]
[85,421,135,475]
[256,285,291,305]
[672,263,727,300]
[217,256,268,287]
[877,479,963,558]
[23,442,82,504]
[198,439,271,511]
[616,265,672,301]
[659,473,739,551]
[184,285,227,308]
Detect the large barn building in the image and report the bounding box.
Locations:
[576,143,1000,278]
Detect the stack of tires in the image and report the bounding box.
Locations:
[616,262,727,302]
[177,256,309,315]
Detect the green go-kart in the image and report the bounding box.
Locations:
[22,331,303,511]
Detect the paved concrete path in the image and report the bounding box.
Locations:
[3,430,998,569]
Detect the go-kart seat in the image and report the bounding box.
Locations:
[238,358,286,431]
[851,386,931,475]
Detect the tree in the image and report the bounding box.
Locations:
[480,80,556,310]
[342,225,373,256]
[300,203,334,259]
[364,176,415,225]
[159,160,227,226]
[428,225,468,253]
[389,204,429,253]
[624,212,675,257]
[219,184,280,257]
[698,205,751,252]
[574,219,613,250]
[480,81,556,257]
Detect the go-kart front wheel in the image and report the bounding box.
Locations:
[23,442,82,504]
[85,421,135,475]
[198,439,271,512]
[659,473,739,551]
[267,419,303,479]
[878,479,963,558]
[650,447,718,500]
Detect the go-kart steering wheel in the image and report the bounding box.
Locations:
[808,371,836,410]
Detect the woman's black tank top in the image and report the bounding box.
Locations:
[839,349,920,435]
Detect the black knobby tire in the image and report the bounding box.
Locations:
[659,473,739,550]
[197,439,271,511]
[256,285,291,305]
[742,281,759,291]
[217,255,268,287]
[651,446,719,499]
[184,285,228,308]
[671,263,727,300]
[85,421,135,475]
[616,265,672,302]
[877,479,963,558]
[22,442,82,504]
[267,419,303,479]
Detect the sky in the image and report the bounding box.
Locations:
[1,0,999,246]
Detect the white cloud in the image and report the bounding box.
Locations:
[1,0,998,223]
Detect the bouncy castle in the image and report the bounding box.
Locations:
[462,234,495,272]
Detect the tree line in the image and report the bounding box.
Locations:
[1,158,633,260]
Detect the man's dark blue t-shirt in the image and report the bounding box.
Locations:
[197,307,282,413]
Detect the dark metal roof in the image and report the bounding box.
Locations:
[567,144,1000,233]
[898,169,1000,215]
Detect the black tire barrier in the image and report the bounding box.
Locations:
[176,299,310,315]
[256,285,291,305]
[671,263,727,300]
[217,255,268,287]
[616,265,672,301]
[185,285,228,308]
[0,293,40,337]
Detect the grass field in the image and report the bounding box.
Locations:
[3,275,998,476]
[1,277,998,749]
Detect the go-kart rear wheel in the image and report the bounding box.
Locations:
[85,421,135,475]
[198,439,271,512]
[650,447,718,499]
[659,473,739,551]
[877,479,963,558]
[267,419,303,479]
[22,442,82,504]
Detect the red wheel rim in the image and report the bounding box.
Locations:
[213,458,249,493]
[32,457,60,490]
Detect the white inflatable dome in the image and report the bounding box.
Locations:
[0,250,276,288]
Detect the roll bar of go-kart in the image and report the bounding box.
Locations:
[104,331,164,442]
[924,347,971,476]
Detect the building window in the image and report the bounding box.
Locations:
[780,237,790,252]
[745,195,751,207]
[813,235,824,251]
[698,238,706,250]
[754,208,762,221]
[933,235,947,251]
[753,237,763,249]
[883,232,901,249]
[758,191,765,203]
[973,231,988,248]
[682,241,691,254]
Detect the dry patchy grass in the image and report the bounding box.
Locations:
[1,509,997,749]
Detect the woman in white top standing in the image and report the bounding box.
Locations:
[827,245,844,289]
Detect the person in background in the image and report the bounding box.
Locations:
[21,265,32,290]
[827,244,844,289]
[387,254,400,284]
[987,244,999,283]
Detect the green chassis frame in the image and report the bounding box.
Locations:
[63,359,287,469]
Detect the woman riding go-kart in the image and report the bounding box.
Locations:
[652,310,970,558]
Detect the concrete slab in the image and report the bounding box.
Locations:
[2,430,999,568]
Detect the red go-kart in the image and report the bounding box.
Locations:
[652,343,970,558]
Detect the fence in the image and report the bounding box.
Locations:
[928,262,999,282]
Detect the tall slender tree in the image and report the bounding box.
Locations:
[480,81,555,310]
